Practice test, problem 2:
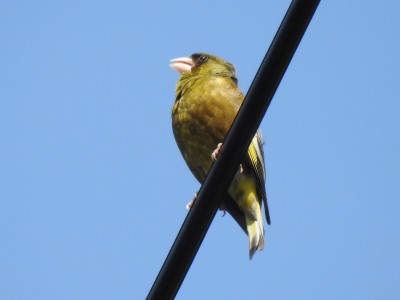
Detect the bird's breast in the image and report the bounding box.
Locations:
[172,77,242,182]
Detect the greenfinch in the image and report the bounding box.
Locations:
[170,53,270,259]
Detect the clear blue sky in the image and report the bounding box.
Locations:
[1,1,399,299]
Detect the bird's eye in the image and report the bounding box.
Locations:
[198,55,208,63]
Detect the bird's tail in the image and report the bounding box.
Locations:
[246,212,264,260]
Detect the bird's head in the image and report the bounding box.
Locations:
[170,53,237,82]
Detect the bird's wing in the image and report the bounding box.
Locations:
[217,81,271,225]
[246,130,271,225]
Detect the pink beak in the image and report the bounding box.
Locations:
[170,57,194,73]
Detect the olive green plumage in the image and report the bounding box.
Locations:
[170,53,270,259]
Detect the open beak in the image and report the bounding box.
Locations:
[170,57,194,73]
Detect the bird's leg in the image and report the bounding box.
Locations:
[211,143,223,160]
[187,191,227,218]
[186,191,198,211]
[211,142,244,173]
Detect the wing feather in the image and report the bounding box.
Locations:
[246,130,271,225]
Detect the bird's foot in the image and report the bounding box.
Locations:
[186,192,198,211]
[211,142,244,173]
[211,143,223,160]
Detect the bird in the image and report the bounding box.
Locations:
[170,53,270,259]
